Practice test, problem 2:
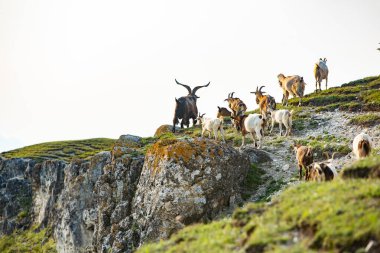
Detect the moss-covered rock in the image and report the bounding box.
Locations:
[154,125,175,137]
[132,137,251,243]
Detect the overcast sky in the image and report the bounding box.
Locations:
[1,0,379,152]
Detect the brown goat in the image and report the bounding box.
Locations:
[250,85,276,119]
[308,162,337,182]
[278,74,306,106]
[294,144,313,180]
[224,92,247,117]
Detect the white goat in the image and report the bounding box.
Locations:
[353,133,373,159]
[198,113,225,142]
[232,113,264,148]
[269,109,294,136]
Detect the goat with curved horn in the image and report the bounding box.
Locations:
[175,79,192,95]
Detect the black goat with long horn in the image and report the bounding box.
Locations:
[172,79,210,132]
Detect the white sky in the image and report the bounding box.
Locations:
[1,0,379,152]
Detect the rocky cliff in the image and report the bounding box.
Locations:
[0,134,251,253]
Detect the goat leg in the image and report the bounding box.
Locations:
[299,164,303,180]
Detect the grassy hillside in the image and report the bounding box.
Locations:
[138,76,380,253]
[1,138,115,162]
[288,75,380,111]
[139,161,380,252]
[0,226,56,253]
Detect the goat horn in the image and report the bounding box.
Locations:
[175,79,192,94]
[231,92,235,98]
[192,82,210,96]
[259,86,265,92]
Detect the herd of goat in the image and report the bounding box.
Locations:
[171,58,374,181]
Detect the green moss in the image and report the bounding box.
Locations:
[349,114,380,127]
[1,138,115,162]
[242,164,266,200]
[0,226,56,253]
[138,180,380,253]
[341,155,380,179]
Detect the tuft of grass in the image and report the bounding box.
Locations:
[341,155,380,179]
[257,178,285,202]
[241,164,266,200]
[0,226,56,253]
[138,180,380,253]
[1,138,115,162]
[349,113,380,127]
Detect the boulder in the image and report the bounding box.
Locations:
[132,137,250,243]
[154,125,179,137]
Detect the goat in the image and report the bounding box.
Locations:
[314,58,329,92]
[224,92,247,117]
[250,86,276,119]
[308,162,337,181]
[269,109,293,136]
[197,113,225,142]
[216,106,232,124]
[231,113,265,148]
[353,132,373,159]
[277,74,306,106]
[294,144,313,180]
[172,79,210,132]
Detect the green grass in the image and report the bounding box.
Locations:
[241,164,266,200]
[295,134,351,159]
[139,180,380,253]
[257,178,285,202]
[1,138,115,162]
[0,226,56,253]
[342,155,380,179]
[349,113,380,127]
[287,75,380,111]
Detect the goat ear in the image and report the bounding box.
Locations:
[324,58,327,62]
[300,77,304,82]
[175,98,179,103]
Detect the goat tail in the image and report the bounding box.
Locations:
[358,139,371,157]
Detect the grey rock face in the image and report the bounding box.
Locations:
[0,158,34,235]
[93,150,144,253]
[132,138,250,243]
[54,152,111,253]
[0,135,251,252]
